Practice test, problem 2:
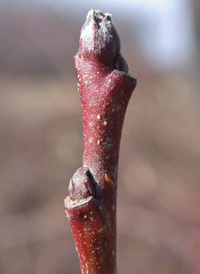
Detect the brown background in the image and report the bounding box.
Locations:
[0,1,200,273]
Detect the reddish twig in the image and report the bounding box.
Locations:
[64,10,137,274]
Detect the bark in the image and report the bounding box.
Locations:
[64,10,137,274]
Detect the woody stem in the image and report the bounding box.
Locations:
[64,10,137,274]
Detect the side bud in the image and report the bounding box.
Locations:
[68,167,95,201]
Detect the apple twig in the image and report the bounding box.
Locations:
[64,10,137,274]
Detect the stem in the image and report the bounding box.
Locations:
[64,10,137,274]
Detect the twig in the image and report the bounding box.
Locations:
[64,10,137,274]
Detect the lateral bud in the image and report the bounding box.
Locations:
[68,167,95,201]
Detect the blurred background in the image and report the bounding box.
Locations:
[0,0,200,273]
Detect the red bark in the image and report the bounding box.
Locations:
[65,10,137,274]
